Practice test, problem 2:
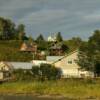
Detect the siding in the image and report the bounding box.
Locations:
[0,72,3,79]
[53,51,93,78]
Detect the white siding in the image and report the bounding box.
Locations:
[54,51,93,78]
[32,60,47,66]
[0,72,3,80]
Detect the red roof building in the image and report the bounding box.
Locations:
[20,42,37,53]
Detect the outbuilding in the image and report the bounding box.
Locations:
[0,61,13,81]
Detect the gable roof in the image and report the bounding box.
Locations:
[47,56,64,62]
[52,49,78,64]
[20,42,37,52]
[0,61,13,71]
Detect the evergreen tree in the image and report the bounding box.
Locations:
[17,24,26,40]
[56,32,63,42]
[36,34,44,42]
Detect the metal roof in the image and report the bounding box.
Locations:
[10,62,33,69]
[46,56,64,62]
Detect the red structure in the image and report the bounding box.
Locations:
[20,42,37,53]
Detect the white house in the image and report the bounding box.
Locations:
[47,50,94,78]
[47,35,57,42]
[0,61,13,80]
[31,60,47,66]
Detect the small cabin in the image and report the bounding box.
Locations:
[20,42,37,53]
[49,43,63,56]
[0,61,13,81]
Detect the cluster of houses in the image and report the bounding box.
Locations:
[0,52,94,81]
[0,38,94,81]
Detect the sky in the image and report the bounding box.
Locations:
[0,0,100,40]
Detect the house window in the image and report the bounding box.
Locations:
[68,60,72,64]
[74,59,77,63]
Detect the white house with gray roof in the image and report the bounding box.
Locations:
[5,50,94,78]
[47,50,94,78]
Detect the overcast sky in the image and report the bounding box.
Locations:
[0,0,100,40]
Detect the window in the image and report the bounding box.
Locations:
[68,60,72,64]
[74,59,77,63]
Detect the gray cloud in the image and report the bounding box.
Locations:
[0,0,100,39]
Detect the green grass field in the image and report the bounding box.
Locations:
[0,40,32,62]
[0,79,100,99]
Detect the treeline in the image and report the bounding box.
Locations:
[0,17,81,42]
[0,17,64,41]
[0,17,27,40]
[78,30,100,77]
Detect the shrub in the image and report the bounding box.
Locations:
[31,64,61,81]
[31,65,40,80]
[13,64,61,81]
[13,69,33,81]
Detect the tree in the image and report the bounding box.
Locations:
[17,24,26,40]
[14,69,33,81]
[28,36,34,43]
[56,32,63,42]
[0,17,16,40]
[0,17,28,40]
[78,30,100,76]
[71,37,82,46]
[31,64,61,81]
[61,43,69,53]
[36,34,47,51]
[31,66,40,79]
[39,63,61,80]
[36,34,44,42]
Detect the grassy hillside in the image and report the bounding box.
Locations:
[0,40,80,62]
[0,40,33,62]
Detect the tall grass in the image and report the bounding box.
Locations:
[0,79,100,98]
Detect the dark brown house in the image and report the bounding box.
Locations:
[49,43,63,56]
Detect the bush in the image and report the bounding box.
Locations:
[13,64,61,81]
[31,64,61,81]
[13,69,33,81]
[31,65,40,80]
